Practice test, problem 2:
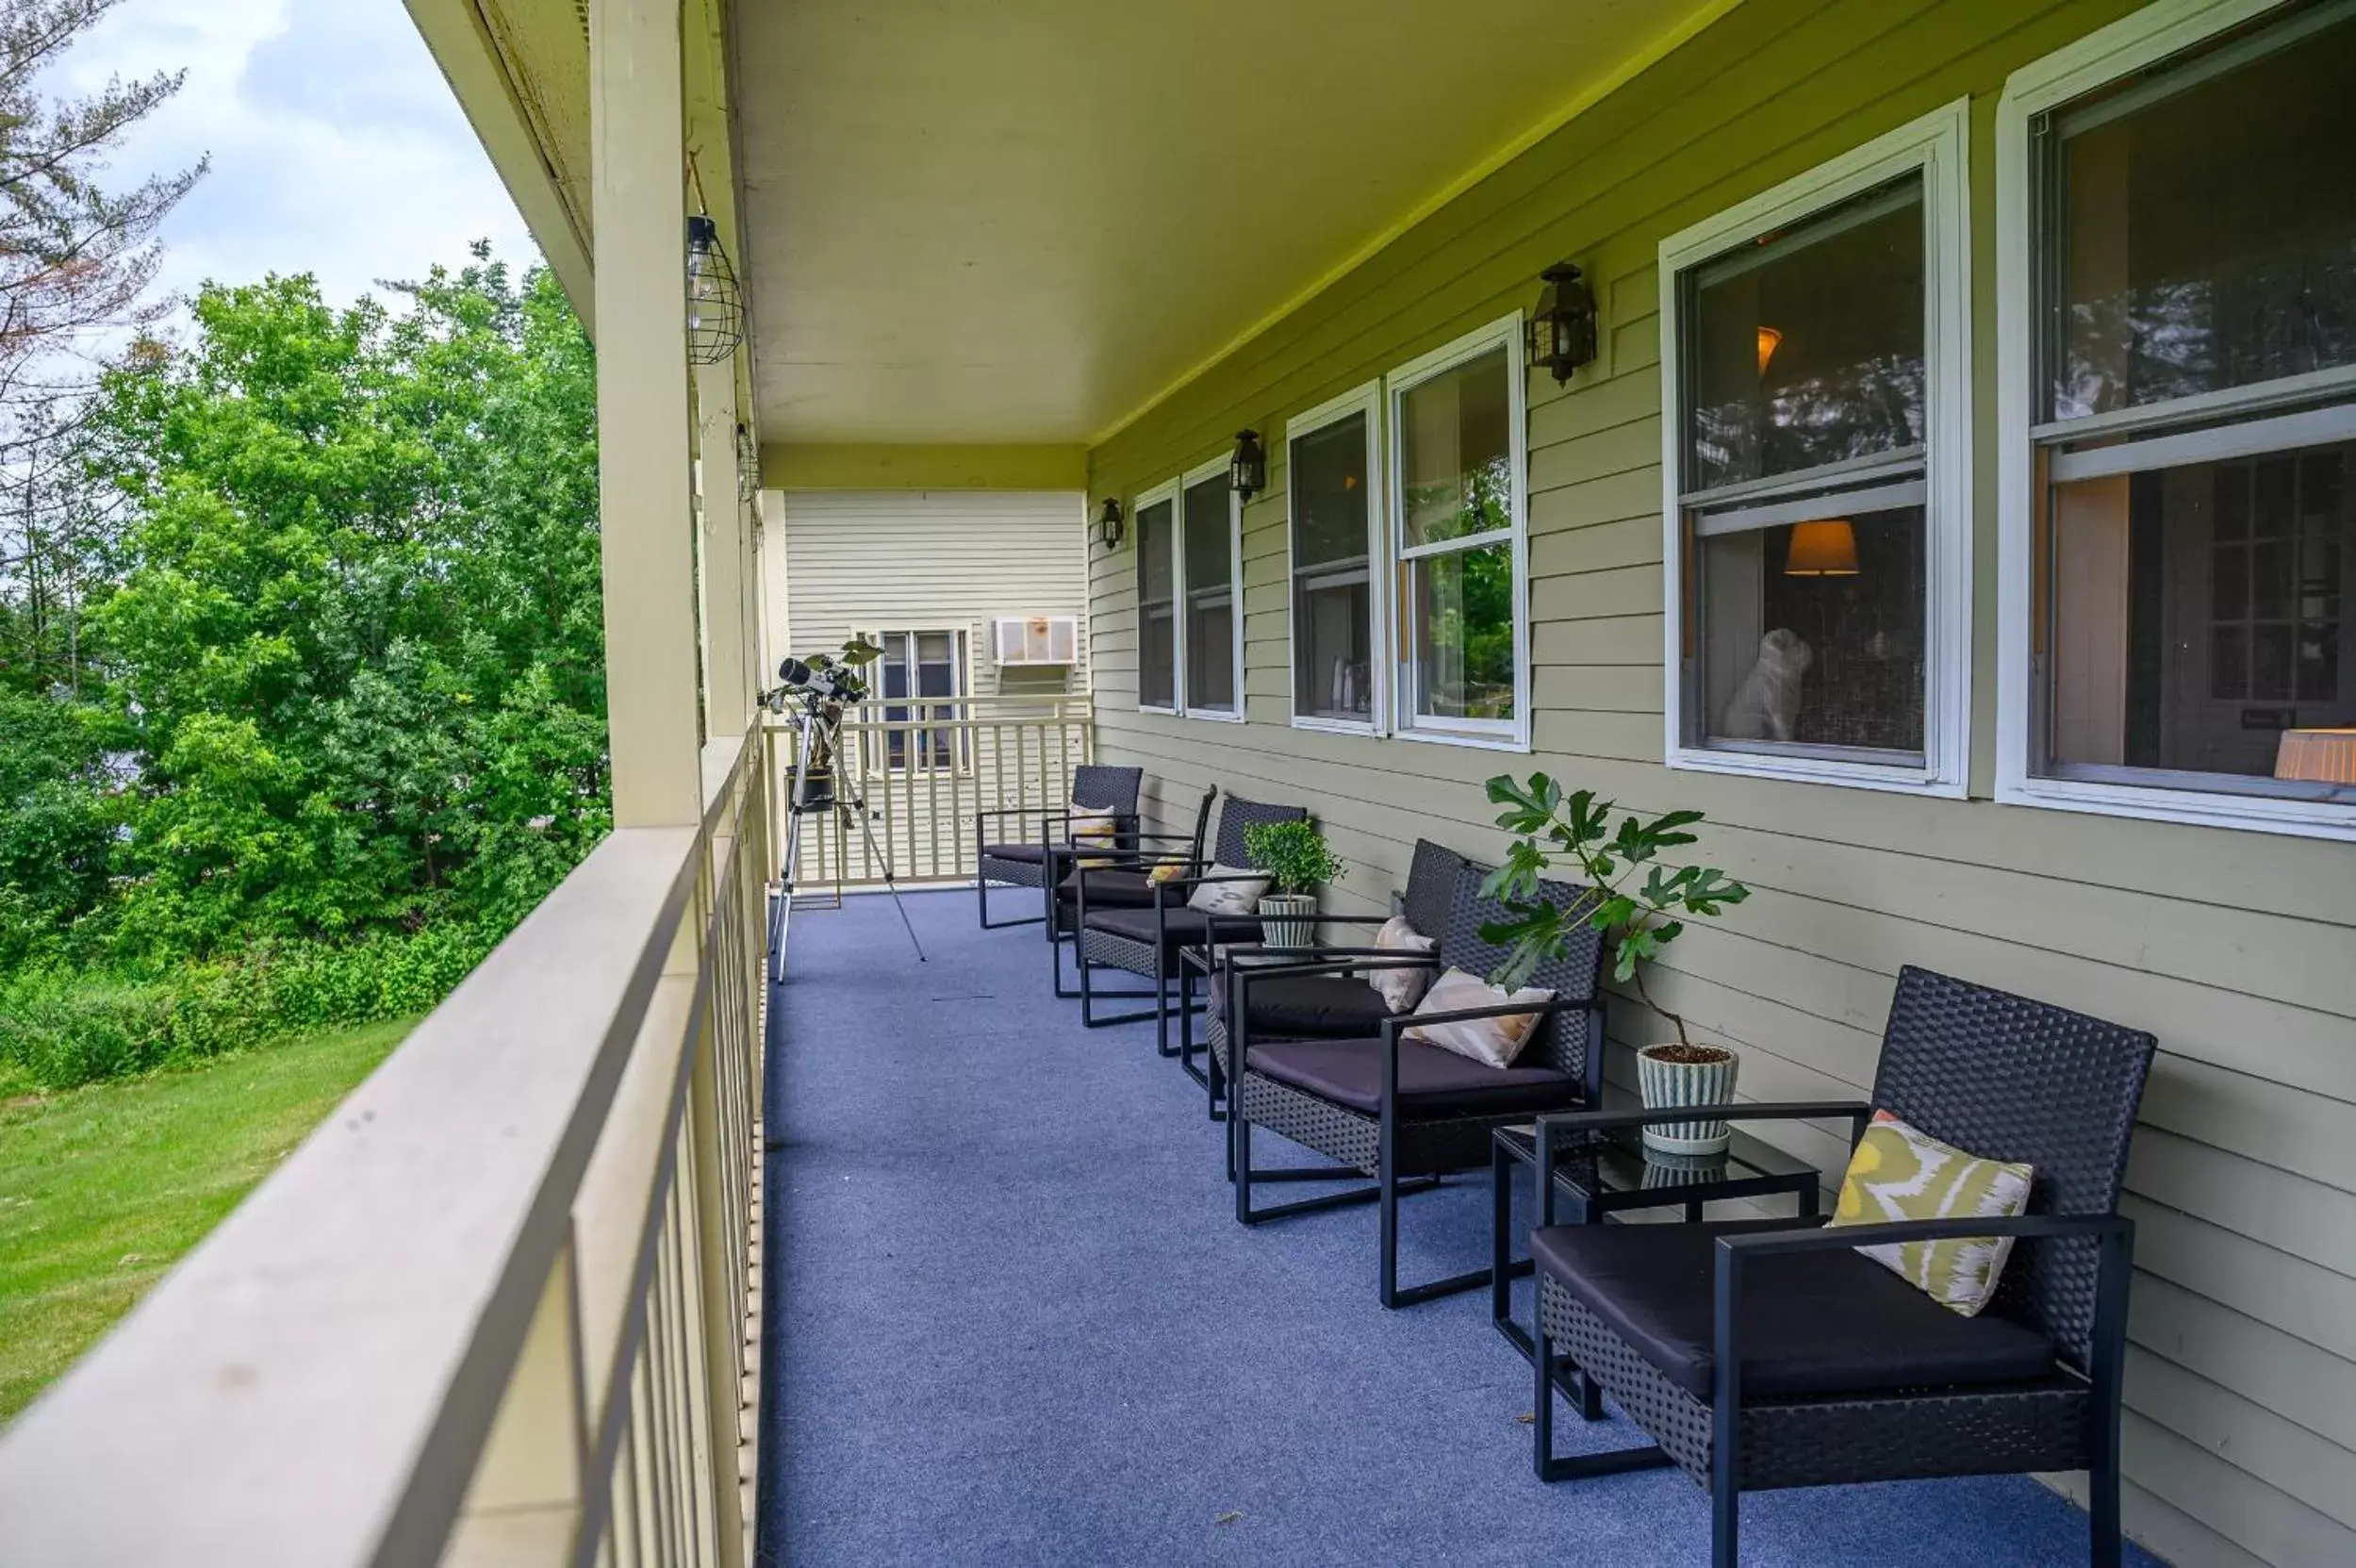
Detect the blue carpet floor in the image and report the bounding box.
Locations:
[757,890,2157,1567]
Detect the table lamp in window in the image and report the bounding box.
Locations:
[1783,519,1859,577]
[2274,728,2356,785]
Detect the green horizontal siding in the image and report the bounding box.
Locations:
[1080,3,2356,1564]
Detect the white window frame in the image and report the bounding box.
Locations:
[1176,454,1246,721]
[1657,99,1973,797]
[1283,379,1388,735]
[1134,458,1247,721]
[1132,478,1180,714]
[865,626,972,774]
[1384,313,1532,751]
[1995,0,2356,841]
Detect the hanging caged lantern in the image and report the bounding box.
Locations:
[686,214,744,365]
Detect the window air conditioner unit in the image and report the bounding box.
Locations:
[993,615,1078,667]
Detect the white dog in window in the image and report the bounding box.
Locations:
[1719,629,1813,742]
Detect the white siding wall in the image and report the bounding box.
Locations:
[766,489,1090,696]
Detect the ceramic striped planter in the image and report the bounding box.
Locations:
[1257,894,1318,951]
[1637,1044,1739,1156]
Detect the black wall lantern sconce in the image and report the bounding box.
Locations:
[1094,496,1125,551]
[1228,429,1266,503]
[1526,261,1599,385]
[686,214,745,365]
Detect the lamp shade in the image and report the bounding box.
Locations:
[1783,519,1859,576]
[2274,727,2356,784]
[1756,325,1784,378]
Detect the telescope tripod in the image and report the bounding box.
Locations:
[775,707,926,966]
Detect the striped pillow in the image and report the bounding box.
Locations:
[1829,1112,2034,1317]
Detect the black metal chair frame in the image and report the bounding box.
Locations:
[1187,838,1468,1122]
[1044,786,1215,999]
[1525,966,2155,1568]
[1227,867,1607,1309]
[973,764,1142,930]
[1072,794,1306,1051]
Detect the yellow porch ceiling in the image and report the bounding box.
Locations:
[736,0,1733,448]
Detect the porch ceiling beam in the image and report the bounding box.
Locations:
[404,0,597,334]
[762,441,1089,492]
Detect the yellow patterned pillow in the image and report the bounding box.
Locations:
[1829,1112,2034,1318]
[1146,859,1191,883]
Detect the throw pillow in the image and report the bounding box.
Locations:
[1402,966,1553,1069]
[1146,859,1192,883]
[1368,916,1439,1013]
[1066,809,1119,847]
[1185,863,1269,916]
[1829,1112,2035,1318]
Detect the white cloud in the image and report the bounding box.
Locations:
[55,0,539,317]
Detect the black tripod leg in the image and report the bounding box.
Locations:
[845,801,927,962]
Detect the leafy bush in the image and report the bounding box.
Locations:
[1242,819,1346,897]
[0,925,499,1092]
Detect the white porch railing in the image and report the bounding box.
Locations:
[0,734,773,1568]
[761,694,1094,891]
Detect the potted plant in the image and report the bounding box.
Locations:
[1477,774,1752,1155]
[1242,818,1345,950]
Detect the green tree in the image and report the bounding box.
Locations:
[7,251,609,966]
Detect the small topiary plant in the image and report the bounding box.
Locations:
[1242,818,1346,898]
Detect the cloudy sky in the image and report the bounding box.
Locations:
[58,0,538,316]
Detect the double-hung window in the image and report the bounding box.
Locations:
[1180,459,1243,718]
[1660,103,1971,793]
[1133,461,1244,718]
[1999,0,2356,837]
[1387,317,1530,748]
[1286,382,1383,731]
[874,629,966,771]
[1135,487,1178,710]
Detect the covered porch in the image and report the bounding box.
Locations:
[0,0,2347,1563]
[764,891,2154,1564]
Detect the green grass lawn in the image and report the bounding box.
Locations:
[0,1018,414,1422]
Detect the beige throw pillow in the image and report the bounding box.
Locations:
[1066,809,1119,847]
[1368,916,1438,1013]
[1185,863,1268,916]
[1402,966,1554,1069]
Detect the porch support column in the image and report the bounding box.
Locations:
[591,0,700,828]
[738,444,763,721]
[756,487,787,691]
[696,358,750,738]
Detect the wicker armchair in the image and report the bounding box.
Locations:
[973,764,1143,930]
[1187,837,1470,1127]
[1046,786,1216,999]
[1230,860,1606,1308]
[1073,794,1307,1053]
[1526,966,2156,1568]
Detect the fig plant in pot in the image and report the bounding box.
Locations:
[1242,818,1345,951]
[1478,774,1752,1156]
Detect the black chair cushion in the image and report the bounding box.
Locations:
[981,841,1048,865]
[1056,867,1156,907]
[1082,905,1261,949]
[1210,972,1392,1038]
[1246,1036,1580,1116]
[1532,1222,2057,1401]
